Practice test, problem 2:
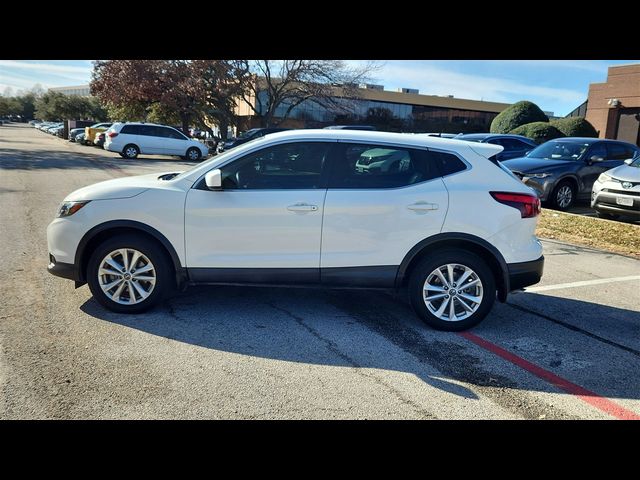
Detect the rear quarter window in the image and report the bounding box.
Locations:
[121,125,140,135]
[429,150,467,176]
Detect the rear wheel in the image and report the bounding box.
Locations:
[408,249,495,331]
[550,180,575,210]
[122,144,139,159]
[87,234,171,313]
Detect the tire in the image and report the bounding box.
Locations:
[118,152,127,158]
[596,211,619,220]
[408,249,496,331]
[86,234,171,314]
[122,144,139,159]
[550,180,575,211]
[185,147,202,162]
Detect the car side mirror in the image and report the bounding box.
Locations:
[588,155,604,164]
[624,158,633,165]
[204,169,222,190]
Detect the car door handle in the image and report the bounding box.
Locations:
[287,203,318,212]
[407,202,439,212]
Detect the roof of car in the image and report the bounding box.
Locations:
[253,129,503,156]
[552,137,605,143]
[457,133,534,141]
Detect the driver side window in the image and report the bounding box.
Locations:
[221,142,331,190]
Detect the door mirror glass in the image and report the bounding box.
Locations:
[205,169,222,190]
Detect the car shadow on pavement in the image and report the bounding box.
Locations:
[0,147,200,171]
[79,282,640,404]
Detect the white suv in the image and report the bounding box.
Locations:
[47,130,544,331]
[104,122,209,161]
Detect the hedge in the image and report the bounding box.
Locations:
[490,101,549,134]
[550,116,598,137]
[510,122,565,144]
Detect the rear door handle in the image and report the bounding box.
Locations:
[407,202,439,212]
[287,203,319,212]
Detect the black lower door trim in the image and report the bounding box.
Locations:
[188,267,319,285]
[187,265,399,288]
[321,266,398,287]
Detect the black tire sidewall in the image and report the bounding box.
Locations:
[551,180,575,210]
[408,249,496,331]
[86,234,170,313]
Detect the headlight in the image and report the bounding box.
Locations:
[597,173,612,183]
[528,172,552,179]
[57,201,90,218]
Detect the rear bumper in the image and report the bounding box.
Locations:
[508,255,544,291]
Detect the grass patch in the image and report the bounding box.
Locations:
[536,209,640,258]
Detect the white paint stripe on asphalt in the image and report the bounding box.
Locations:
[525,275,640,293]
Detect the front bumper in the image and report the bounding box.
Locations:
[47,253,79,281]
[591,183,640,217]
[521,176,555,202]
[508,255,544,291]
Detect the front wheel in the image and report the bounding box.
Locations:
[408,249,496,331]
[550,180,575,210]
[185,147,202,161]
[87,234,171,313]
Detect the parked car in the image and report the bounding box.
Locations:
[94,132,106,148]
[29,120,42,126]
[47,129,543,331]
[84,122,113,145]
[75,132,86,144]
[216,127,290,153]
[501,138,640,210]
[323,125,376,131]
[103,122,209,161]
[68,128,85,142]
[455,133,537,161]
[591,152,640,219]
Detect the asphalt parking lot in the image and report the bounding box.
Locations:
[1,123,639,419]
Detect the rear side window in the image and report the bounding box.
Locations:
[328,144,445,189]
[121,124,140,135]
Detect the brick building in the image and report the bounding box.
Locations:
[585,63,640,146]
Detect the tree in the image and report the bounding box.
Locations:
[550,117,598,137]
[234,60,379,127]
[510,122,564,144]
[34,91,106,121]
[91,60,241,135]
[490,100,549,134]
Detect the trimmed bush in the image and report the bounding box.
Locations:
[550,116,598,137]
[490,100,549,134]
[510,122,565,144]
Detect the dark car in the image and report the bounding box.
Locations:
[217,127,290,153]
[68,128,85,142]
[455,133,537,161]
[501,137,640,210]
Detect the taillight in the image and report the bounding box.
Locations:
[490,192,541,218]
[107,132,118,138]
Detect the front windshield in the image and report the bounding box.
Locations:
[237,128,259,139]
[527,141,590,161]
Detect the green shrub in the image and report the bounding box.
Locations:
[550,116,598,137]
[510,122,565,144]
[490,100,549,134]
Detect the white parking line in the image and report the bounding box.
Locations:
[525,275,640,293]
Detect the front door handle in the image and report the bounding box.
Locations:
[407,202,439,212]
[287,203,318,212]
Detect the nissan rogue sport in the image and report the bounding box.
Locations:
[47,129,544,331]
